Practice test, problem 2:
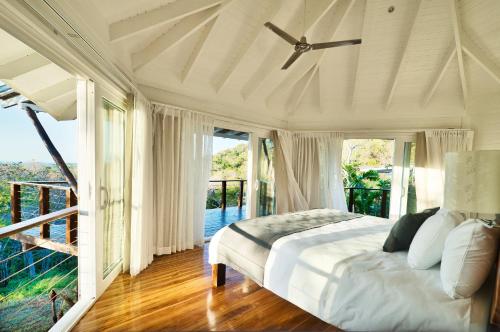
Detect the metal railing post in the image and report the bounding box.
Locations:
[238,180,244,209]
[10,184,21,224]
[221,181,227,211]
[348,188,355,212]
[39,187,50,239]
[380,190,388,218]
[66,189,78,244]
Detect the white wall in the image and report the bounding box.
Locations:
[466,110,500,150]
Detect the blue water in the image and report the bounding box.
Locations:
[204,206,246,238]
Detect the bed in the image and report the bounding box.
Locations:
[208,209,498,331]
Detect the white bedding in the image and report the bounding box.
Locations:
[210,213,492,331]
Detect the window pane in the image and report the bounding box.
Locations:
[102,100,125,278]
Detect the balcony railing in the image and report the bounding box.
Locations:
[345,187,391,218]
[9,181,78,254]
[208,180,246,210]
[0,181,79,330]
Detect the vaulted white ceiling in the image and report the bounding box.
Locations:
[0,29,76,121]
[69,0,500,129]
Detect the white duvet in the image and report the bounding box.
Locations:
[262,215,492,332]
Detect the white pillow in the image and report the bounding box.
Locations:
[441,219,498,299]
[407,208,464,269]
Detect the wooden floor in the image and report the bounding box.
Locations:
[73,246,338,331]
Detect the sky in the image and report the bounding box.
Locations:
[0,104,242,163]
[0,105,77,163]
[212,136,245,154]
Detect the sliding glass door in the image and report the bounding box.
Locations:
[256,138,275,217]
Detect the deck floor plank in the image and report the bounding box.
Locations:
[73,245,337,331]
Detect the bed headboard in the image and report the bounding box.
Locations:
[491,250,500,326]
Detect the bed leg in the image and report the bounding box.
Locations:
[212,264,226,287]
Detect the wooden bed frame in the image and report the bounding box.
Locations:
[213,249,500,327]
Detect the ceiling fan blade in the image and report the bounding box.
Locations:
[281,51,302,70]
[264,22,299,45]
[311,39,362,50]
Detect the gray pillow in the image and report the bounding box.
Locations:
[383,207,440,252]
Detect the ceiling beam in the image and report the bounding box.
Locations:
[462,35,500,86]
[421,46,456,108]
[287,65,319,114]
[109,0,222,42]
[213,1,281,93]
[132,5,223,71]
[180,18,217,83]
[30,79,75,102]
[384,0,423,110]
[241,0,338,100]
[350,0,368,110]
[0,53,51,79]
[272,0,356,113]
[449,0,468,109]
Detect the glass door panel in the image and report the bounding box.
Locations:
[401,142,417,215]
[102,99,125,277]
[256,138,275,217]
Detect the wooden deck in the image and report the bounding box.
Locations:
[73,245,338,331]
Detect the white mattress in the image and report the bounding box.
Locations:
[210,214,493,331]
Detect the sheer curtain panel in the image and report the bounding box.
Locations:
[272,130,309,214]
[152,105,213,255]
[129,93,154,276]
[415,129,474,211]
[272,130,346,213]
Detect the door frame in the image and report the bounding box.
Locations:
[343,132,416,219]
[0,3,134,329]
[212,119,272,219]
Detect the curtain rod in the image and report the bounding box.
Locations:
[292,128,472,134]
[149,101,470,134]
[150,100,282,132]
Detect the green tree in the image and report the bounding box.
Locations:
[343,162,390,217]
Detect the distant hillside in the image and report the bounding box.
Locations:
[211,143,247,180]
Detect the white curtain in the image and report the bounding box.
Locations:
[317,133,348,211]
[415,129,474,211]
[129,93,154,276]
[272,130,309,214]
[152,104,213,255]
[273,130,346,213]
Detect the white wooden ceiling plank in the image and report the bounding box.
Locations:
[241,0,338,100]
[29,78,75,102]
[462,35,500,86]
[421,46,456,107]
[109,0,223,42]
[180,18,218,83]
[268,0,356,109]
[131,5,223,72]
[350,0,368,110]
[289,65,319,114]
[384,0,423,111]
[286,64,317,114]
[213,1,281,93]
[449,0,468,109]
[0,53,51,79]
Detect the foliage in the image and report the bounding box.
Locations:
[206,185,244,209]
[0,162,78,330]
[342,139,394,167]
[207,143,248,209]
[211,143,247,180]
[0,162,76,226]
[343,162,391,217]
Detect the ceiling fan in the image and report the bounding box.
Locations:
[264,22,362,70]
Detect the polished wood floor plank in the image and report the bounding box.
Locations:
[73,246,338,331]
